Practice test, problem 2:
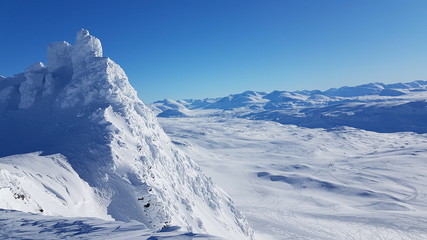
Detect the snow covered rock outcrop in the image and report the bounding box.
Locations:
[0,30,253,240]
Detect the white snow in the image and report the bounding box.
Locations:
[0,30,253,240]
[47,41,73,72]
[0,152,111,220]
[71,29,103,74]
[160,117,427,240]
[4,27,426,240]
[0,209,224,240]
[152,81,427,133]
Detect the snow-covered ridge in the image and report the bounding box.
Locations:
[0,30,253,240]
[152,80,427,133]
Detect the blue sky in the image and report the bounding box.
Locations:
[1,0,426,103]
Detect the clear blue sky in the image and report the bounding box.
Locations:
[1,0,426,103]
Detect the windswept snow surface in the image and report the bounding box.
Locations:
[0,209,223,240]
[160,117,427,240]
[0,30,253,240]
[0,152,110,220]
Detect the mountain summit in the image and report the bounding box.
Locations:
[0,30,253,240]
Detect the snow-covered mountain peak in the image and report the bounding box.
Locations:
[10,30,135,110]
[0,30,254,240]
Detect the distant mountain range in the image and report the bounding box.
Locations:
[151,80,427,133]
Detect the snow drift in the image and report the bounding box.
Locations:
[0,30,253,240]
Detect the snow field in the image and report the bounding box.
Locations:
[160,117,427,240]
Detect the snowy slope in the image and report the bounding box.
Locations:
[152,81,427,133]
[0,30,253,240]
[160,117,427,240]
[0,152,110,220]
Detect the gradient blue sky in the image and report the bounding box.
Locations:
[1,0,426,103]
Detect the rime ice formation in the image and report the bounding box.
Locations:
[0,30,253,240]
[47,41,73,72]
[71,29,102,74]
[18,62,47,108]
